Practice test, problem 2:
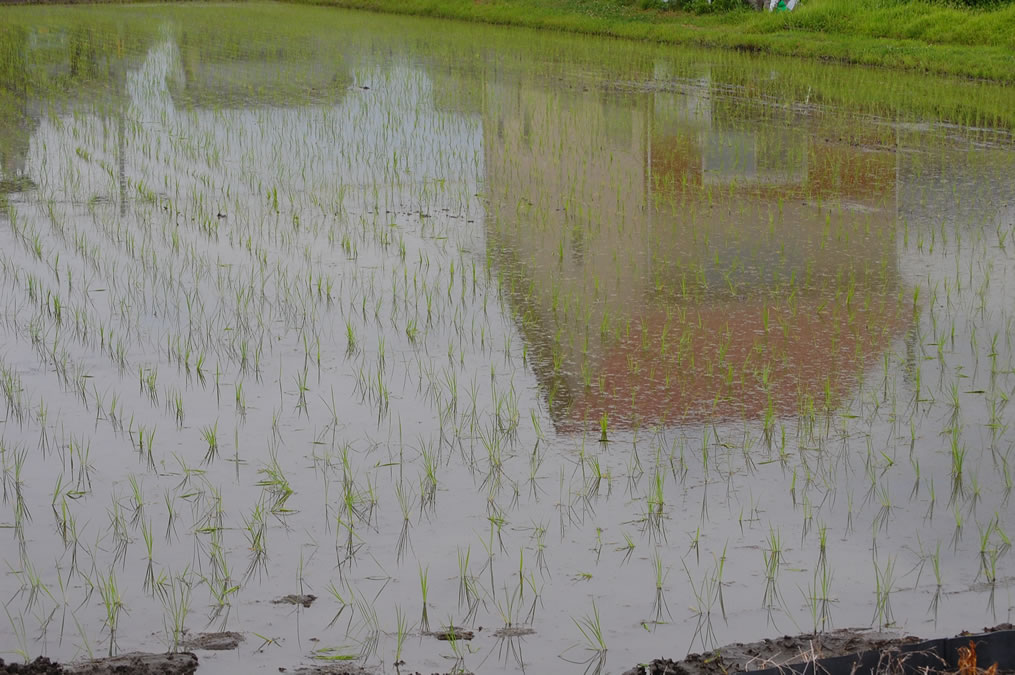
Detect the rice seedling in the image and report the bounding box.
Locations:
[418,564,430,633]
[571,598,606,656]
[872,555,896,629]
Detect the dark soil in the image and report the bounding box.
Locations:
[65,652,198,675]
[1,653,198,675]
[0,657,64,675]
[622,629,921,675]
[623,625,1015,675]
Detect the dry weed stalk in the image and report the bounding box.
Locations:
[958,640,998,675]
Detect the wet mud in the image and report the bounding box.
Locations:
[623,626,1015,675]
[0,657,64,675]
[179,632,245,651]
[1,652,198,675]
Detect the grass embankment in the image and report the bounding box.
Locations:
[287,0,1015,82]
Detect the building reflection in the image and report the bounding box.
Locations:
[483,67,909,431]
[0,18,351,207]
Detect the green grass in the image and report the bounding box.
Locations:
[286,0,1015,81]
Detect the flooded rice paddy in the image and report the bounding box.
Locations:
[0,3,1014,673]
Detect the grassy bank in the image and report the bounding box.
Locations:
[286,0,1015,82]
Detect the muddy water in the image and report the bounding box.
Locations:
[0,3,1013,674]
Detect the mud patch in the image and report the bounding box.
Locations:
[431,628,474,641]
[0,657,64,675]
[65,652,198,675]
[624,625,1015,675]
[623,629,916,675]
[290,665,373,675]
[180,631,245,651]
[273,594,318,608]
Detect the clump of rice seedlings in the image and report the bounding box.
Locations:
[243,501,268,581]
[201,421,219,465]
[649,548,672,625]
[96,569,125,656]
[805,539,834,632]
[257,447,294,515]
[761,528,784,613]
[325,580,352,629]
[564,597,606,672]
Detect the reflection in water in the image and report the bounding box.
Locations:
[172,24,351,108]
[485,71,907,431]
[0,16,351,196]
[0,26,35,194]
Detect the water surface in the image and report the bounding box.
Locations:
[1,4,1013,673]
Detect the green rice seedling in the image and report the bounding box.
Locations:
[10,555,54,614]
[440,617,468,672]
[949,426,966,498]
[762,528,783,611]
[243,501,268,581]
[235,380,246,415]
[257,448,295,514]
[393,605,411,665]
[872,555,896,628]
[350,588,381,660]
[682,558,723,652]
[313,647,357,661]
[952,504,964,551]
[97,570,125,656]
[253,632,281,653]
[325,581,352,629]
[650,549,671,624]
[141,518,156,594]
[201,421,219,464]
[616,530,636,565]
[2,604,30,665]
[396,483,414,563]
[127,474,145,529]
[295,366,310,415]
[456,546,472,609]
[195,353,206,383]
[571,598,606,655]
[418,564,430,633]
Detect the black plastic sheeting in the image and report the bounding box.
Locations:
[750,629,1015,675]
